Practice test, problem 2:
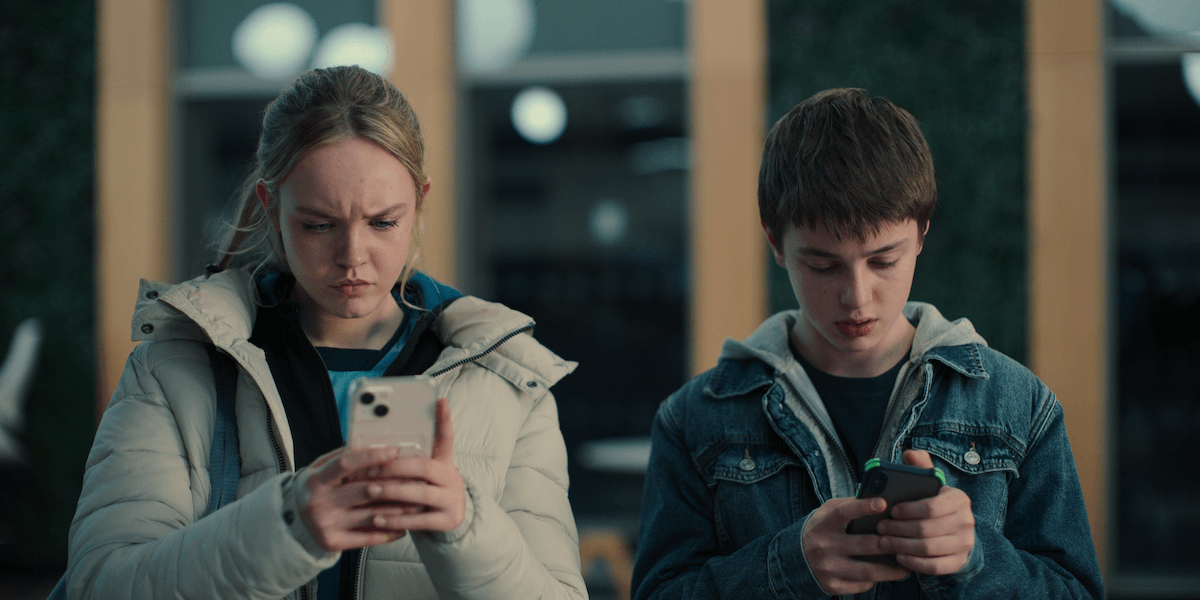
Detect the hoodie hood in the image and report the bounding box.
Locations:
[716,301,990,497]
[906,301,987,356]
[719,301,986,368]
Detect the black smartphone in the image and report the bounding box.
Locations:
[845,459,945,563]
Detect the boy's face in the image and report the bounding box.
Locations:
[765,219,923,376]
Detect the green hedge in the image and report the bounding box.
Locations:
[766,0,1028,362]
[0,0,96,568]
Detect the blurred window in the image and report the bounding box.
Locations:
[178,0,374,70]
[173,1,383,279]
[457,0,688,542]
[1109,0,1200,594]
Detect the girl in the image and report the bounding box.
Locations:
[65,66,587,600]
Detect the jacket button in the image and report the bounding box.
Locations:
[141,324,154,334]
[145,290,159,299]
[526,380,538,388]
[964,450,981,465]
[738,458,756,471]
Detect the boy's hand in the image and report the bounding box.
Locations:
[802,496,911,595]
[876,449,975,575]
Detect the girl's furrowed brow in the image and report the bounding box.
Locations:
[292,202,409,220]
[292,205,337,219]
[366,204,409,220]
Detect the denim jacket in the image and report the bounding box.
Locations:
[631,302,1103,600]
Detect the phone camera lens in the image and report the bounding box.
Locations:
[360,393,375,405]
[868,472,888,494]
[374,405,389,417]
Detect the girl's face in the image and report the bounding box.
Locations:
[263,137,427,337]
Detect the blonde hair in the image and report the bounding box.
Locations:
[215,66,427,288]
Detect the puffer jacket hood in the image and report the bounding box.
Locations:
[131,269,571,384]
[127,269,575,472]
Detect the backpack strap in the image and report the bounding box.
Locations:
[204,343,241,513]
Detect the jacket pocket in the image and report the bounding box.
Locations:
[907,427,1019,531]
[708,440,813,551]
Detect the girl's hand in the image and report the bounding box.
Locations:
[297,444,413,552]
[358,398,467,533]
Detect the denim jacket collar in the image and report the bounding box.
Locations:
[712,302,990,387]
[707,302,992,498]
[907,301,990,378]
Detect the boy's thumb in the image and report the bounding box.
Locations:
[902,449,934,469]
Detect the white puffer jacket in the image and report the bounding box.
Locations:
[66,269,587,599]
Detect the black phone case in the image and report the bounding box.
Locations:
[846,461,943,535]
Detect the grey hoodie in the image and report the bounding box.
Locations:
[717,301,987,498]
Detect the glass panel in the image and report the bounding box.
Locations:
[1110,2,1200,589]
[177,97,270,279]
[528,0,685,54]
[1113,58,1200,577]
[464,81,688,527]
[177,0,375,69]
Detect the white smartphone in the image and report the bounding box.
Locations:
[346,376,437,457]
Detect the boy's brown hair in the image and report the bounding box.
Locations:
[758,88,936,243]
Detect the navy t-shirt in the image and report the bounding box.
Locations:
[794,347,907,482]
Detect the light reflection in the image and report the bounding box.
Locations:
[589,199,629,247]
[1111,0,1200,36]
[511,86,567,145]
[456,0,536,73]
[1182,50,1200,108]
[311,23,394,76]
[232,3,317,80]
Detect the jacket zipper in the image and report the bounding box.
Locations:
[767,383,854,504]
[263,403,312,600]
[812,398,858,490]
[353,547,367,600]
[347,322,534,599]
[265,404,288,474]
[427,323,534,378]
[868,360,921,463]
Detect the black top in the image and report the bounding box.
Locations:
[793,346,907,482]
[247,271,458,600]
[249,272,453,469]
[315,318,408,371]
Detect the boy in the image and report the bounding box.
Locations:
[631,89,1103,599]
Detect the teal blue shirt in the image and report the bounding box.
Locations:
[314,303,421,440]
